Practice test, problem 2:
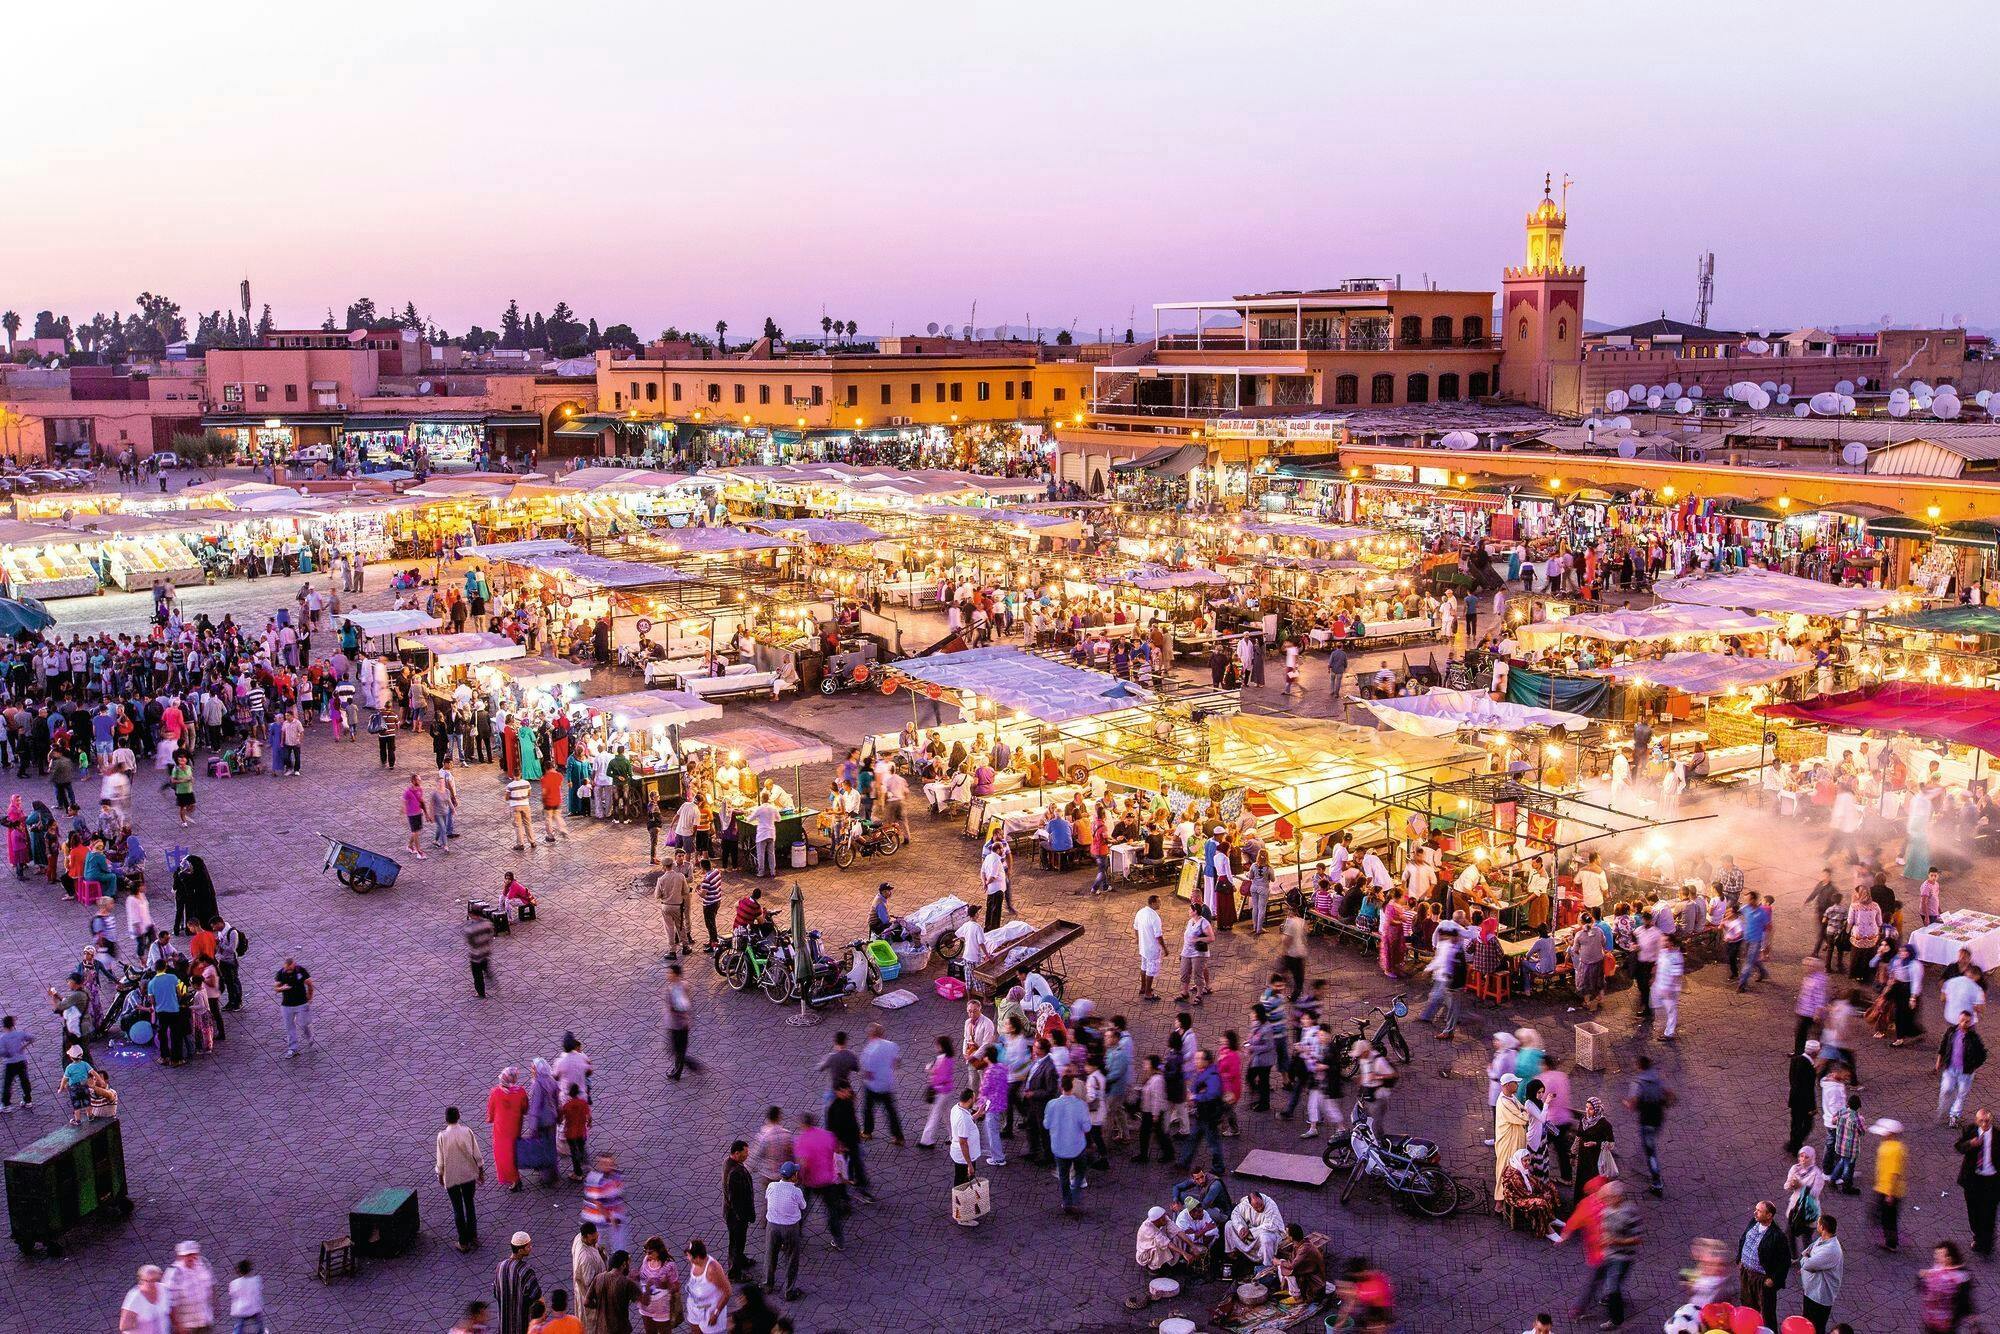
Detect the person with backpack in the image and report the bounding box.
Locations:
[211,915,247,1011]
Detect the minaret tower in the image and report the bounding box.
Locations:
[1499,173,1587,409]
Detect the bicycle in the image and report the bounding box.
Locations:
[1334,994,1413,1079]
[719,927,793,1003]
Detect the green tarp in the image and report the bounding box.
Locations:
[1877,605,2000,636]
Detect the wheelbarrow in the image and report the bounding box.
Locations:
[318,834,402,893]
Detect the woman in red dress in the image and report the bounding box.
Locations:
[486,1067,529,1192]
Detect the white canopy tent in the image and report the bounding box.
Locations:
[683,723,835,773]
[400,631,525,668]
[341,609,442,638]
[1360,688,1592,738]
[892,646,1152,723]
[1515,603,1780,646]
[582,690,725,731]
[1583,652,1815,696]
[1652,569,1898,617]
[460,537,579,561]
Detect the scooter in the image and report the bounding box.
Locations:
[831,819,902,869]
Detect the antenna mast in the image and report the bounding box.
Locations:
[1694,252,1715,327]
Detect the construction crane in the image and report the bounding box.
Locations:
[1694,252,1715,328]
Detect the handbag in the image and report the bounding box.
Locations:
[951,1176,992,1225]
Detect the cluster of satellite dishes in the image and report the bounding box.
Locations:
[1606,374,1998,423]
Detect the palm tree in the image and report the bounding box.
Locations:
[0,311,18,353]
[715,320,728,354]
[821,315,833,348]
[845,319,858,340]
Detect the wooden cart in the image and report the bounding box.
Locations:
[969,919,1084,999]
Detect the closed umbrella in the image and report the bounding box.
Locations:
[0,597,54,637]
[786,879,820,1027]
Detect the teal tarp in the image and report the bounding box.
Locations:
[1505,663,1614,718]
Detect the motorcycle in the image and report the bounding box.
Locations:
[87,962,154,1041]
[830,819,902,870]
[1339,1113,1458,1218]
[1322,1100,1442,1175]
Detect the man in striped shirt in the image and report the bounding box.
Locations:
[699,858,726,950]
[505,776,535,851]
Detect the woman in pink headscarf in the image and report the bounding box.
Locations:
[3,796,26,879]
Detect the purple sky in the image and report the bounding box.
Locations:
[13,5,1995,340]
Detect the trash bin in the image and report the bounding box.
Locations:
[1573,1021,1610,1072]
[789,842,807,870]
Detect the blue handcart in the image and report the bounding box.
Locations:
[319,834,402,894]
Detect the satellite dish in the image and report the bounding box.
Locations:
[1647,385,1665,399]
[1751,389,1772,410]
[1745,340,1771,355]
[1665,381,1684,397]
[1976,390,1992,407]
[1584,417,1601,430]
[1794,403,1811,417]
[1937,397,1963,419]
[943,325,955,337]
[1990,399,2000,419]
[1674,396,1693,414]
[1916,393,1935,410]
[418,380,433,394]
[1839,395,1856,413]
[1605,389,1629,412]
[1617,439,1638,460]
[1760,381,1778,394]
[1442,430,1478,451]
[1628,382,1647,399]
[1778,383,1792,396]
[925,322,939,336]
[1610,415,1633,431]
[1776,392,1791,405]
[1889,387,1910,401]
[1689,385,1704,399]
[1841,441,1868,466]
[974,327,987,339]
[1646,394,1663,409]
[1887,398,1910,418]
[1913,380,1932,396]
[1834,379,1855,396]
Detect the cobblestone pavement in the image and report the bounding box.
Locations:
[0,572,1982,1333]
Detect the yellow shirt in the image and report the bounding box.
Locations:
[1875,1137,1906,1198]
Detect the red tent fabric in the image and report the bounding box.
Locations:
[1757,682,2000,758]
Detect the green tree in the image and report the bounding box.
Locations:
[820,315,833,347]
[4,310,23,352]
[1055,329,1073,346]
[32,311,60,339]
[500,299,523,349]
[715,319,728,353]
[400,301,422,331]
[601,323,638,351]
[321,308,337,332]
[345,298,377,329]
[257,304,275,337]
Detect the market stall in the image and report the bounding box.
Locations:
[680,722,835,867]
[0,521,100,600]
[61,513,213,589]
[341,608,442,657]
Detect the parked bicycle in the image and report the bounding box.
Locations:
[1339,1111,1458,1217]
[716,926,792,1002]
[1334,994,1412,1078]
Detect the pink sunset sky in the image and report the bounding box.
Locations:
[11,2,1994,339]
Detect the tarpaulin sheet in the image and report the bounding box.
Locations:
[1757,682,2000,758]
[1504,663,1614,718]
[1586,652,1813,695]
[1876,606,2000,636]
[1653,568,1896,617]
[1361,688,1591,737]
[1516,603,1778,645]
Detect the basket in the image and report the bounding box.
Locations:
[933,975,967,1000]
[892,942,932,974]
[1573,1020,1610,1072]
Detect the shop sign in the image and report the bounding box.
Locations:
[1368,463,1415,483]
[634,617,652,635]
[1210,417,1343,442]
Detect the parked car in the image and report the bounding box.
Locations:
[151,451,182,469]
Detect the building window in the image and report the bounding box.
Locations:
[810,386,824,406]
[613,391,622,409]
[645,382,658,402]
[1406,373,1429,404]
[845,385,859,407]
[1334,374,1359,405]
[911,384,922,404]
[630,382,640,400]
[1399,315,1422,345]
[936,381,946,402]
[223,385,242,403]
[671,383,682,402]
[1370,373,1394,405]
[1517,317,1529,342]
[879,384,892,405]
[1556,318,1568,343]
[783,385,794,404]
[1003,381,1014,401]
[973,382,988,402]
[759,385,771,405]
[734,385,745,404]
[1437,372,1461,401]
[1431,316,1453,343]
[707,384,721,403]
[1469,371,1489,397]
[950,383,963,403]
[254,384,269,403]
[284,384,298,403]
[1052,387,1065,401]
[1463,315,1484,343]
[1021,380,1032,400]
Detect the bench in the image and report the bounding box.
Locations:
[682,666,788,700]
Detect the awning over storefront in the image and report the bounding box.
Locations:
[1864,515,1934,541]
[743,518,886,547]
[400,631,526,668]
[583,690,724,731]
[1110,443,1206,476]
[1938,520,2000,551]
[341,609,441,638]
[683,723,834,773]
[892,645,1153,724]
[1758,681,2000,758]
